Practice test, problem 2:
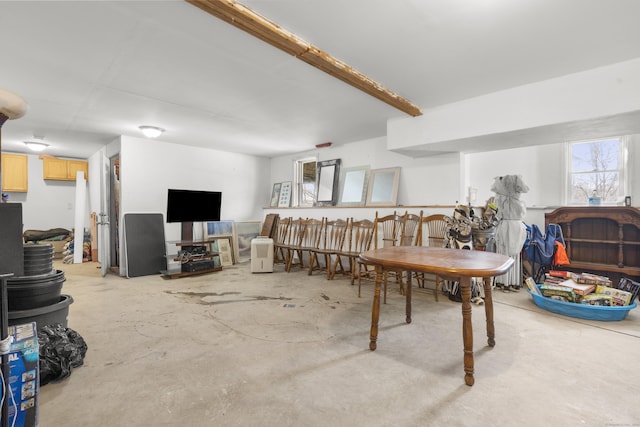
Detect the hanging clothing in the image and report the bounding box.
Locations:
[491,175,530,288]
[554,241,570,266]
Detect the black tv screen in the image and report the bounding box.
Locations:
[166,189,222,223]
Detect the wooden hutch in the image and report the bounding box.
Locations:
[545,206,640,284]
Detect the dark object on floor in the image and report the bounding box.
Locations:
[123,213,166,277]
[38,324,88,385]
[23,228,71,243]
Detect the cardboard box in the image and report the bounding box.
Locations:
[596,285,633,306]
[540,284,576,302]
[1,322,39,427]
[559,279,596,296]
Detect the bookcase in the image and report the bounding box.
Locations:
[545,206,640,284]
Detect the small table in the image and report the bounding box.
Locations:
[360,246,514,386]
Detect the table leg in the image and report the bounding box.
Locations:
[460,276,474,386]
[405,270,412,324]
[483,276,495,347]
[369,265,383,351]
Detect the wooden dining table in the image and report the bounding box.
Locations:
[359,246,514,386]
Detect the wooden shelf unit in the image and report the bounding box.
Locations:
[545,206,640,283]
[161,239,222,279]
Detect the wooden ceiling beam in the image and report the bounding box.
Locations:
[185,0,422,117]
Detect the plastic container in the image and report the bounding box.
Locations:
[528,287,636,321]
[23,243,54,276]
[8,294,73,330]
[6,269,66,310]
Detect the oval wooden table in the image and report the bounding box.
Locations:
[360,246,514,386]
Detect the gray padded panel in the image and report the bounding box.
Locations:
[124,213,166,278]
[0,203,24,276]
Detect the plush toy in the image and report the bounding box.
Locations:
[491,175,529,289]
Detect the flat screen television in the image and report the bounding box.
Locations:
[166,189,222,223]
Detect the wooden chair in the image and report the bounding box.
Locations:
[400,211,421,246]
[373,211,403,249]
[295,218,324,274]
[309,218,348,279]
[371,211,406,302]
[414,214,451,301]
[282,218,306,272]
[272,217,291,265]
[333,219,374,287]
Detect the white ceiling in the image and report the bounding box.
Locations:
[2,0,640,159]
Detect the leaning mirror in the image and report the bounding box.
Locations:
[337,166,370,206]
[366,167,401,206]
[315,159,341,206]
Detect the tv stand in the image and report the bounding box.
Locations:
[161,239,223,279]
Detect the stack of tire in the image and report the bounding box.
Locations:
[7,244,73,330]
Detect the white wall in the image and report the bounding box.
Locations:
[270,136,463,207]
[388,58,640,154]
[118,136,270,275]
[8,153,90,232]
[267,136,640,228]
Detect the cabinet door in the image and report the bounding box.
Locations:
[1,153,28,192]
[67,160,88,181]
[43,157,69,180]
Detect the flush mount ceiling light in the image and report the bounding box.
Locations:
[24,141,49,152]
[139,125,165,138]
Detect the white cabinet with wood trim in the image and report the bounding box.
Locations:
[1,153,28,192]
[43,157,88,181]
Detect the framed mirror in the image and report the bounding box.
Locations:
[366,167,401,206]
[337,166,370,206]
[315,159,341,206]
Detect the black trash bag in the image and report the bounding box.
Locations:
[37,324,88,386]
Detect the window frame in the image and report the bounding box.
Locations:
[564,137,629,205]
[293,156,317,207]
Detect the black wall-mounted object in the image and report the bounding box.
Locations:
[166,189,222,223]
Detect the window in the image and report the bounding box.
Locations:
[566,137,628,204]
[294,157,317,207]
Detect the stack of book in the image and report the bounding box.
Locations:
[526,272,637,307]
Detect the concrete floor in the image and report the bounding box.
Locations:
[37,260,640,427]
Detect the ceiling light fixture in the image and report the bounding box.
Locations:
[139,125,165,138]
[24,141,49,152]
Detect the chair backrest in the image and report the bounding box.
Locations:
[300,218,324,249]
[373,211,403,249]
[274,217,291,244]
[322,218,348,252]
[418,214,450,248]
[285,218,306,246]
[349,219,374,254]
[400,211,422,246]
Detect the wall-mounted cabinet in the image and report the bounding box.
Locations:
[1,153,28,192]
[43,157,88,181]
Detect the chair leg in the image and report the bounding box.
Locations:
[285,250,294,272]
[383,272,387,304]
[434,275,440,301]
[308,253,315,275]
[350,258,356,286]
[331,257,340,280]
[323,254,330,279]
[357,262,362,297]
